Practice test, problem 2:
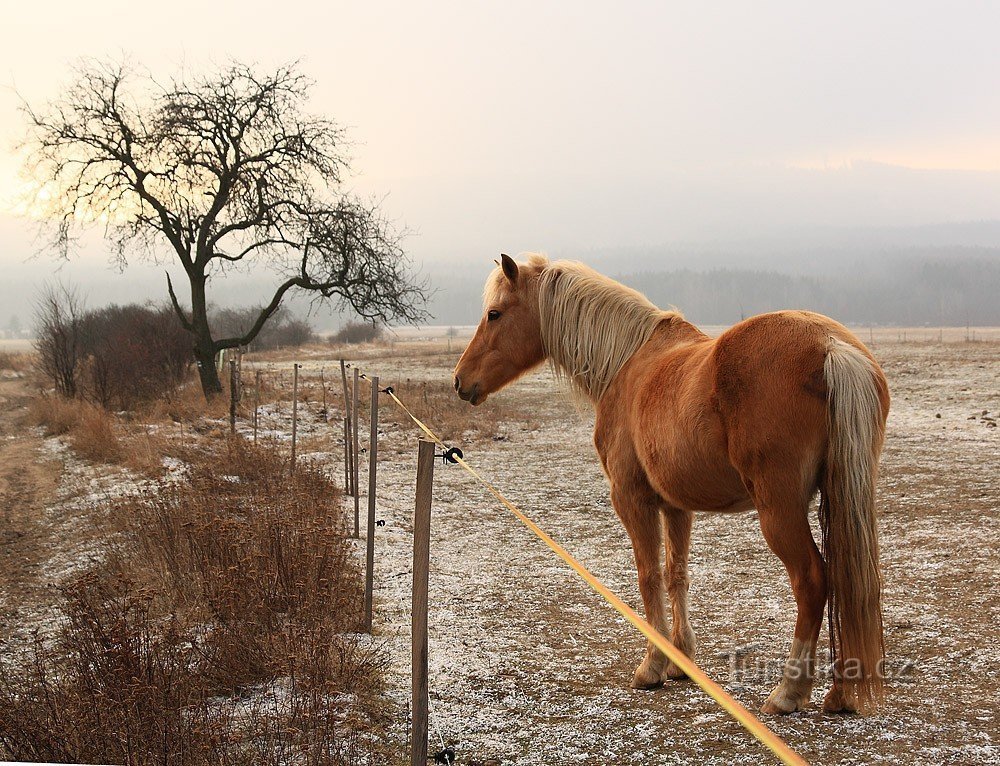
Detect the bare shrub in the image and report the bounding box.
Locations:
[332,321,383,345]
[0,441,390,765]
[33,282,84,397]
[79,304,193,409]
[211,305,316,352]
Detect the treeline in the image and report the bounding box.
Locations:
[619,257,1000,326]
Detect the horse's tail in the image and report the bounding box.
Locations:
[820,338,888,711]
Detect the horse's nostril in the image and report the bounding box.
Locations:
[454,376,461,391]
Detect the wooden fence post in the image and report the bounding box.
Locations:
[364,375,379,632]
[411,439,435,766]
[352,366,360,538]
[343,416,351,496]
[291,363,300,472]
[253,370,261,444]
[229,359,237,435]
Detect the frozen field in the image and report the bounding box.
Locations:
[344,334,999,765]
[1,332,997,764]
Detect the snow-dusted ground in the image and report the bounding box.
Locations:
[322,338,999,765]
[5,335,996,764]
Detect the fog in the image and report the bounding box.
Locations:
[2,1,999,331]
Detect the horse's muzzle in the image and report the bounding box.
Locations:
[455,380,481,405]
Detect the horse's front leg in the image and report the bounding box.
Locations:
[610,481,671,689]
[662,507,697,679]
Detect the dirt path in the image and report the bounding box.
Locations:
[336,339,1000,765]
[0,375,64,630]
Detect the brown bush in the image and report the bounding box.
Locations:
[211,305,315,351]
[0,440,390,765]
[79,303,193,409]
[332,321,383,345]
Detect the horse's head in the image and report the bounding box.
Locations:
[453,254,547,405]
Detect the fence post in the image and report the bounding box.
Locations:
[291,363,300,472]
[411,439,435,766]
[253,370,261,444]
[364,375,379,632]
[343,416,351,496]
[229,359,237,435]
[353,366,361,538]
[340,360,353,495]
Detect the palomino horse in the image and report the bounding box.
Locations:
[454,254,889,714]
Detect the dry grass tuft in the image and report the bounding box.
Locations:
[28,393,84,435]
[69,403,122,463]
[0,440,390,765]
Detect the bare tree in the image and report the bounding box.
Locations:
[22,60,426,397]
[33,283,85,397]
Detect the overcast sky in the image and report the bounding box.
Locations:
[2,1,999,320]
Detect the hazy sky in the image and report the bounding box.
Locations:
[2,1,999,319]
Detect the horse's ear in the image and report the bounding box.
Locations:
[500,253,518,284]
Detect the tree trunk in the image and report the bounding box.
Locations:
[189,271,224,399]
[194,340,223,398]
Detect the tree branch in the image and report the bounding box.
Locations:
[165,272,194,332]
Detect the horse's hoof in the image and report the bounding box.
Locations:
[630,663,664,690]
[822,685,859,714]
[761,685,808,714]
[663,660,689,680]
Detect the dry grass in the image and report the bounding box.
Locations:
[27,393,83,435]
[0,440,391,765]
[69,403,122,463]
[0,351,32,373]
[145,379,231,424]
[380,379,541,443]
[28,395,124,464]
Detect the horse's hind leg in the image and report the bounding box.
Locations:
[755,492,827,714]
[611,482,671,689]
[662,507,696,679]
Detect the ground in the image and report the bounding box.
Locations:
[1,330,998,765]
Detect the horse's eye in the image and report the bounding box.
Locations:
[487,309,502,322]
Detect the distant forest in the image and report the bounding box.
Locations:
[425,250,1000,327]
[620,257,1000,326]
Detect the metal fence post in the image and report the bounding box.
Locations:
[340,359,353,495]
[411,439,435,766]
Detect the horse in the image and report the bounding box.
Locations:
[453,253,889,715]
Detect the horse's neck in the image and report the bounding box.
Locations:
[541,294,673,400]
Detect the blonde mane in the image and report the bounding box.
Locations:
[535,258,674,400]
